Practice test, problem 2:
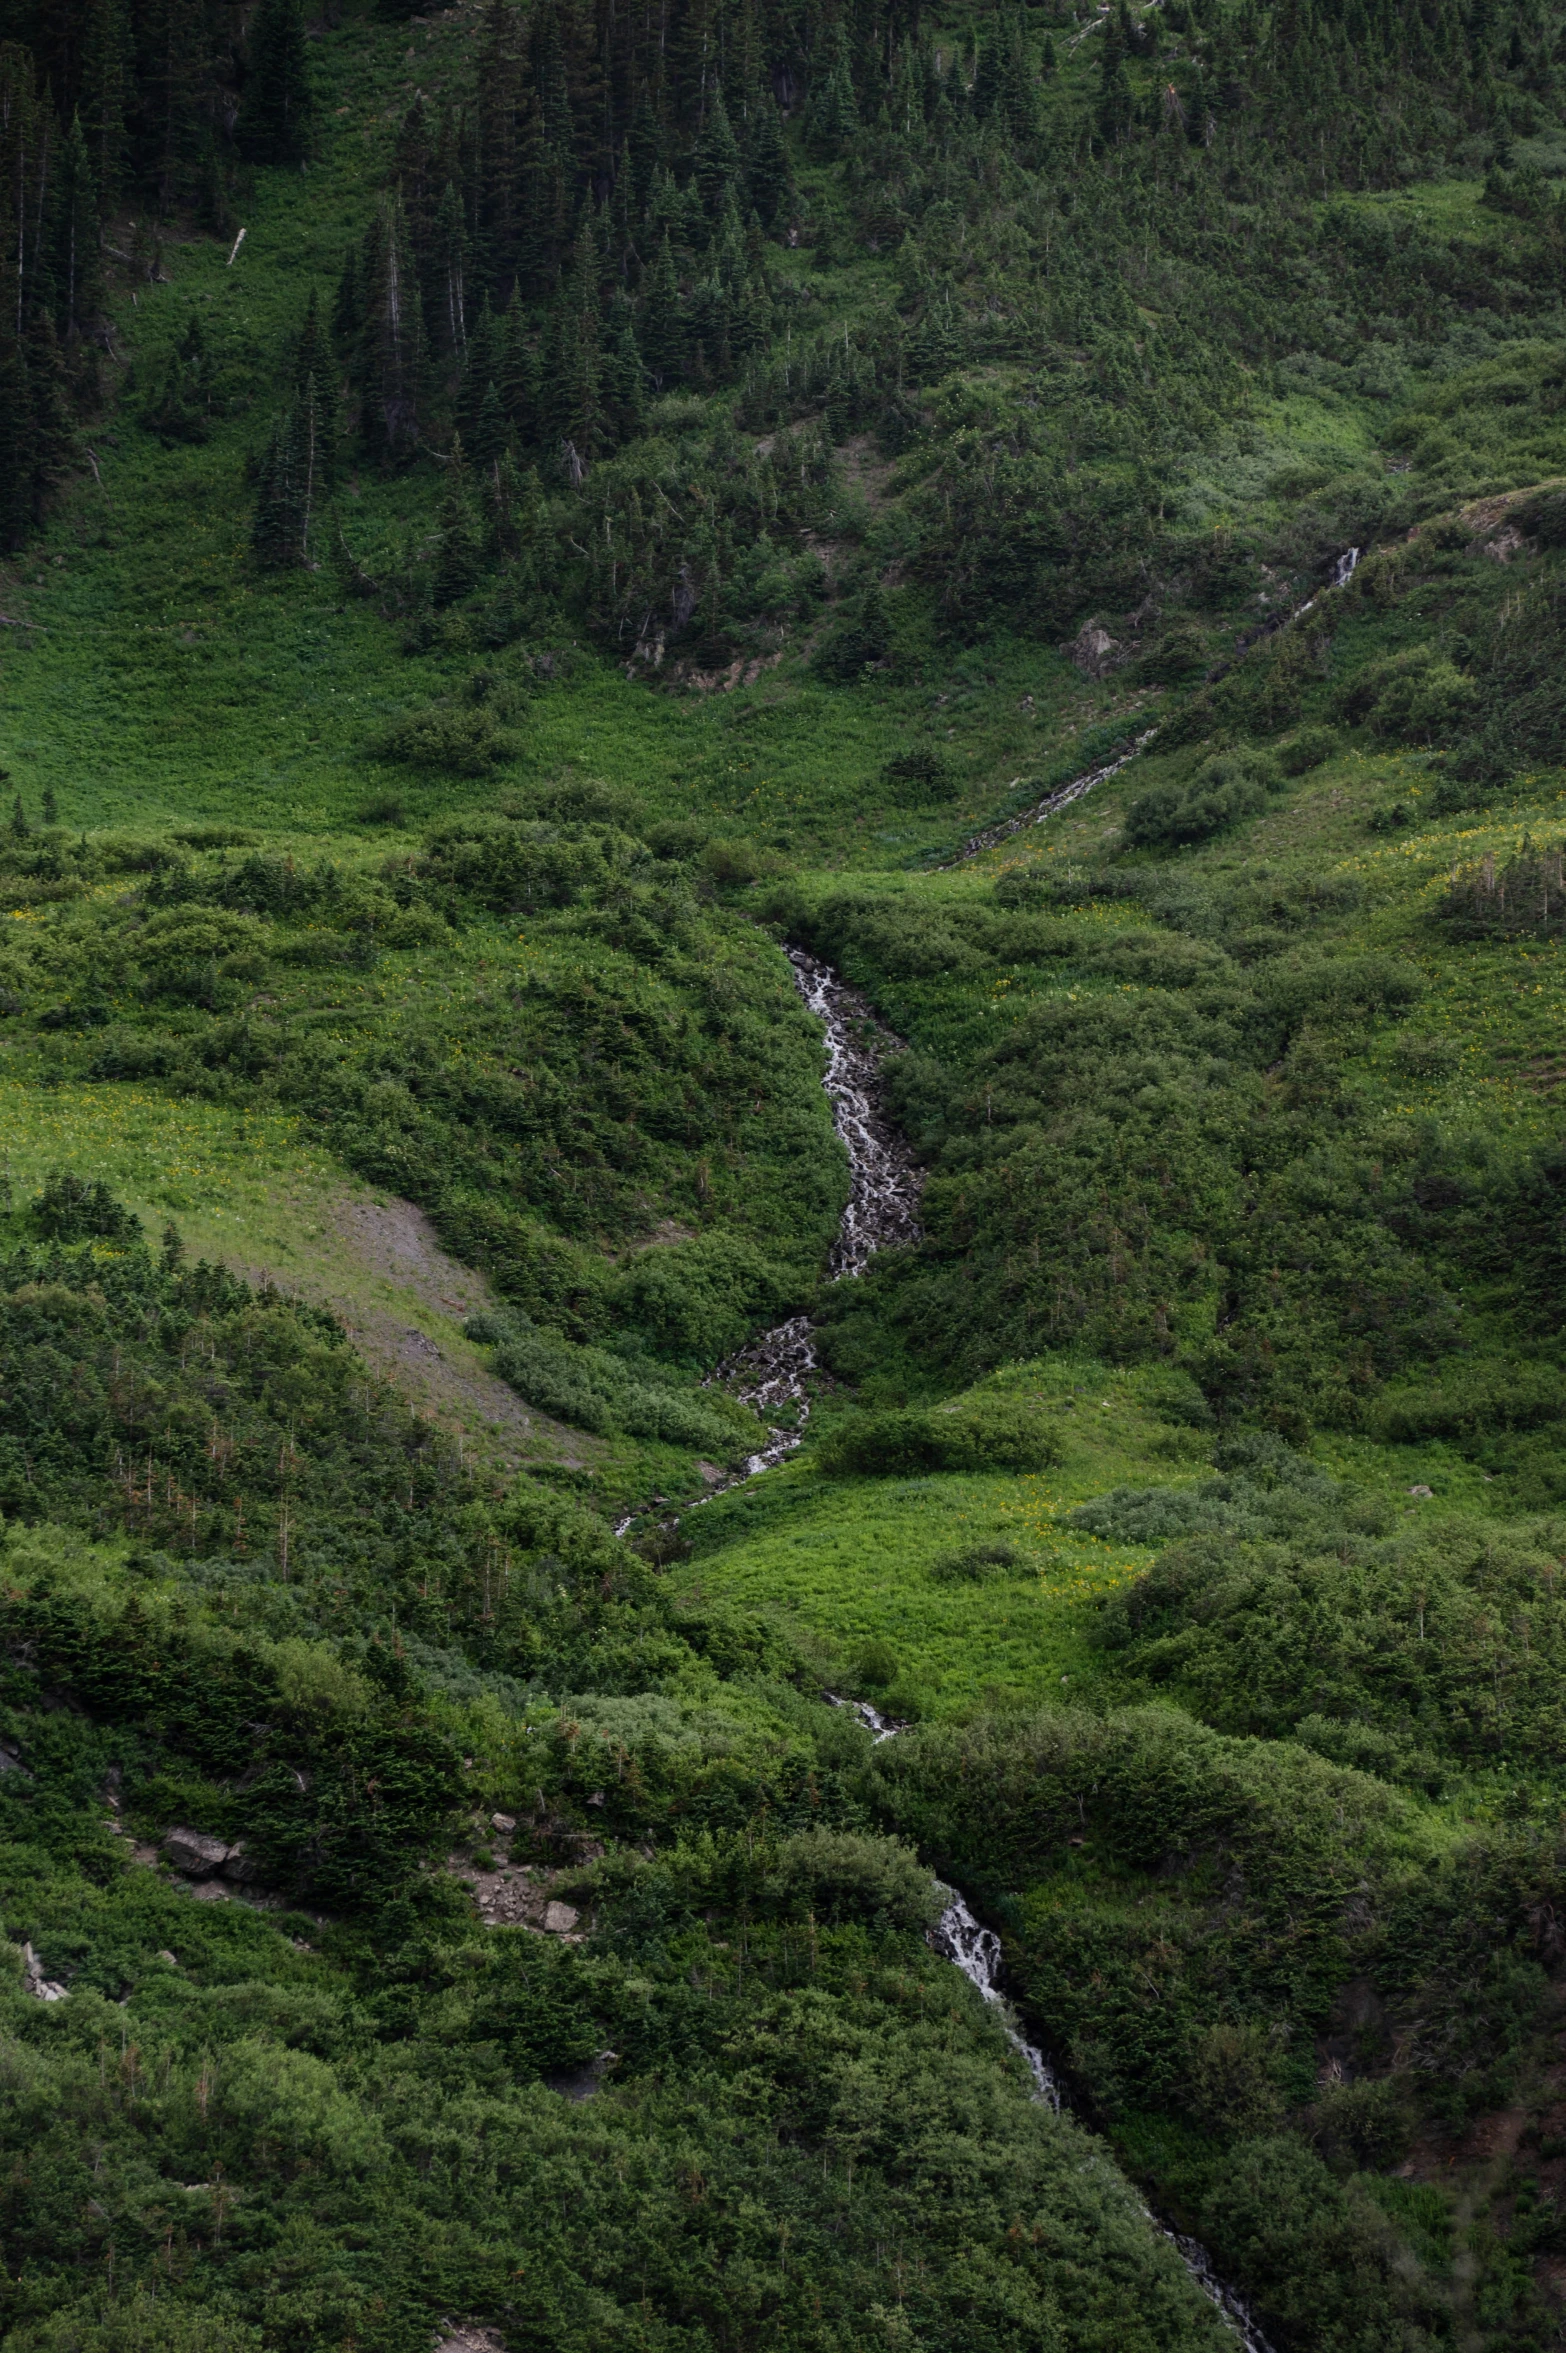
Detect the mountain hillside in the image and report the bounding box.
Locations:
[4,0,1566,2345]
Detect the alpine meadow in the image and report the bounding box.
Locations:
[9,0,1566,2343]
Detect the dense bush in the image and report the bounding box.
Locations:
[1123,750,1284,850]
[472,1314,763,1454]
[1335,644,1477,743]
[815,1398,1061,1476]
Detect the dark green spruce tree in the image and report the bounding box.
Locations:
[238,0,314,163]
[432,437,482,604]
[253,373,324,568]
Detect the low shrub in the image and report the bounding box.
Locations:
[816,1399,1061,1476]
[1278,725,1338,774]
[882,746,958,800]
[1123,748,1283,850]
[928,1541,1027,1582]
[1335,643,1476,742]
[369,702,518,774]
[475,1317,764,1456]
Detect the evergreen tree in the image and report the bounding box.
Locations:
[54,113,102,345]
[639,232,685,389]
[140,0,219,212]
[471,380,508,466]
[292,289,338,486]
[472,0,523,295]
[456,301,499,445]
[237,0,314,163]
[627,79,661,212]
[0,341,34,553]
[602,312,647,443]
[433,438,482,603]
[252,373,323,568]
[498,288,540,443]
[805,29,862,156]
[692,84,741,215]
[515,96,567,300]
[744,91,790,225]
[333,246,360,347]
[357,196,425,462]
[548,294,607,473]
[24,324,77,509]
[431,180,470,356]
[78,0,131,206]
[1097,7,1136,145]
[142,313,214,444]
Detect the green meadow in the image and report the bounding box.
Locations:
[9,0,1566,2343]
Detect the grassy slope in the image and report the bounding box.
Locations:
[9,4,1566,2346]
[677,717,1566,1709]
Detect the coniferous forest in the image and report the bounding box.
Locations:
[9,0,1566,2342]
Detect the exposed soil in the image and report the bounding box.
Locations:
[240,1189,599,1478]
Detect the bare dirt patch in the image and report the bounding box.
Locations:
[236,1189,599,1479]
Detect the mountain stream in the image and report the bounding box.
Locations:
[650,787,1285,2349]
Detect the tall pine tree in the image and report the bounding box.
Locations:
[237,0,314,164]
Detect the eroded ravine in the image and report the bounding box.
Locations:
[697,947,922,1486]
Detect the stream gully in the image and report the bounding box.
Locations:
[689,948,922,1492]
[932,543,1362,871]
[640,748,1299,2344]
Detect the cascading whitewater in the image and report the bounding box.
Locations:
[944,728,1161,865]
[928,1888,1279,2353]
[674,894,1280,2344]
[1292,544,1360,620]
[931,1892,1062,2110]
[700,948,921,1484]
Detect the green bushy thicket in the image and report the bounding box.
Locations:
[468,1310,763,1453]
[815,1395,1062,1475]
[1123,749,1284,851]
[0,1178,1237,2353]
[0,810,845,1367]
[1094,1474,1566,1775]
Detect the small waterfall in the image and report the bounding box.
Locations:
[928,1889,1279,2353]
[1291,544,1360,621]
[687,950,921,1497]
[945,727,1160,865]
[931,1891,1062,2109]
[789,950,921,1280]
[825,1691,907,1743]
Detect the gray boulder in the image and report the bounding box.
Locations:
[163,1827,231,1876]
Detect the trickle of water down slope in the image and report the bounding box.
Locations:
[933,542,1363,870]
[934,1893,1278,2353]
[692,808,1283,2346]
[700,946,921,1481]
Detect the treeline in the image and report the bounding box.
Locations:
[0,0,313,542]
[249,0,1566,662]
